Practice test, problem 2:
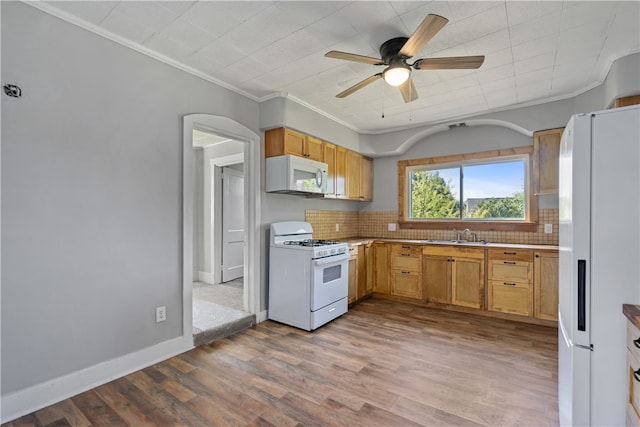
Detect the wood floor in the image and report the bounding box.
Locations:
[4,299,559,427]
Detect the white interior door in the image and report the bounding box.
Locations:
[222,166,244,282]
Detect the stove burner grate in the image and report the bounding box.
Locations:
[284,239,342,247]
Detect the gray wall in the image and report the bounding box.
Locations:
[0,2,261,394]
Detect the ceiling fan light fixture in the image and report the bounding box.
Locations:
[383,65,410,86]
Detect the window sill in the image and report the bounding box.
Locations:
[398,220,538,232]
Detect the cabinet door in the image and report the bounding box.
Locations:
[283,128,306,157]
[488,281,533,316]
[534,251,559,321]
[391,271,422,299]
[364,244,373,295]
[451,257,483,309]
[373,244,390,294]
[335,146,347,198]
[533,128,563,195]
[360,156,373,201]
[323,142,336,196]
[356,247,367,299]
[306,136,325,162]
[346,150,361,200]
[423,255,450,303]
[348,256,357,304]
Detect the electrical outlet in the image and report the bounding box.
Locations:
[335,223,340,232]
[388,223,397,231]
[544,223,553,234]
[156,306,166,323]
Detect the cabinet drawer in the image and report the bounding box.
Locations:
[391,254,421,271]
[488,280,533,316]
[628,321,640,362]
[391,271,422,299]
[488,248,533,262]
[629,349,640,423]
[488,260,533,283]
[391,244,422,256]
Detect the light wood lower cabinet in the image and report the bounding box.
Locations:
[370,242,557,325]
[452,256,484,309]
[348,246,358,304]
[488,281,533,316]
[487,249,533,316]
[626,313,640,425]
[423,255,450,304]
[534,250,559,321]
[373,243,390,294]
[422,246,484,309]
[390,244,422,299]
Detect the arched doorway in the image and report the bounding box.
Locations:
[182,114,261,344]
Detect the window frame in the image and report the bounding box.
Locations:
[398,146,538,232]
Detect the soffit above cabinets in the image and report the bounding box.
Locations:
[37,1,640,133]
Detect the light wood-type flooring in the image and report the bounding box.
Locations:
[4,298,559,426]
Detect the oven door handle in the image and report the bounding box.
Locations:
[314,253,349,265]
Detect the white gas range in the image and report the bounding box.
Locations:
[268,221,349,331]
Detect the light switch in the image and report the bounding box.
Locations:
[544,223,553,234]
[388,223,396,231]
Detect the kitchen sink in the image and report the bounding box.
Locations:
[423,239,489,245]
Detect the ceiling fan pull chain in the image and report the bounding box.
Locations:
[381,81,385,118]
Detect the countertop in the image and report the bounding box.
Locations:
[624,304,640,330]
[342,237,559,251]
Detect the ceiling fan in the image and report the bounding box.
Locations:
[325,14,485,103]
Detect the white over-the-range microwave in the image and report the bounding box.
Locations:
[265,154,328,196]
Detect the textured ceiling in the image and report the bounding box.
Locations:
[37,1,640,133]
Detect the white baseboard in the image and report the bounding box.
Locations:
[1,335,193,424]
[198,271,214,284]
[256,310,268,323]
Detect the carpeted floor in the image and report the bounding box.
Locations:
[192,279,254,346]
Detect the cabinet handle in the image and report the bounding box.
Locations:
[402,271,410,274]
[634,369,640,382]
[401,245,411,249]
[401,253,411,257]
[535,254,540,258]
[504,252,517,255]
[503,282,517,286]
[503,261,516,265]
[633,337,640,349]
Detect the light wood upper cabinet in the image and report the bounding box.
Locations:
[264,127,324,161]
[533,128,563,195]
[305,136,325,162]
[335,146,347,199]
[534,250,559,321]
[324,142,336,196]
[346,150,361,200]
[345,151,373,201]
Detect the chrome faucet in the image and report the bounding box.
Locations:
[460,228,478,242]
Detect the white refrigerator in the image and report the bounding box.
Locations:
[558,105,640,426]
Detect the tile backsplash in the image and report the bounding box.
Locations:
[306,209,559,245]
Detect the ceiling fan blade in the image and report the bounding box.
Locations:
[399,77,419,103]
[414,56,485,70]
[399,14,449,58]
[325,51,384,65]
[336,74,383,98]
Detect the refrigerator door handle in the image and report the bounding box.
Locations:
[577,259,586,332]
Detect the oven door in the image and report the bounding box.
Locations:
[311,253,349,311]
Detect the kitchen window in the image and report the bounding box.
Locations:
[398,146,538,231]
